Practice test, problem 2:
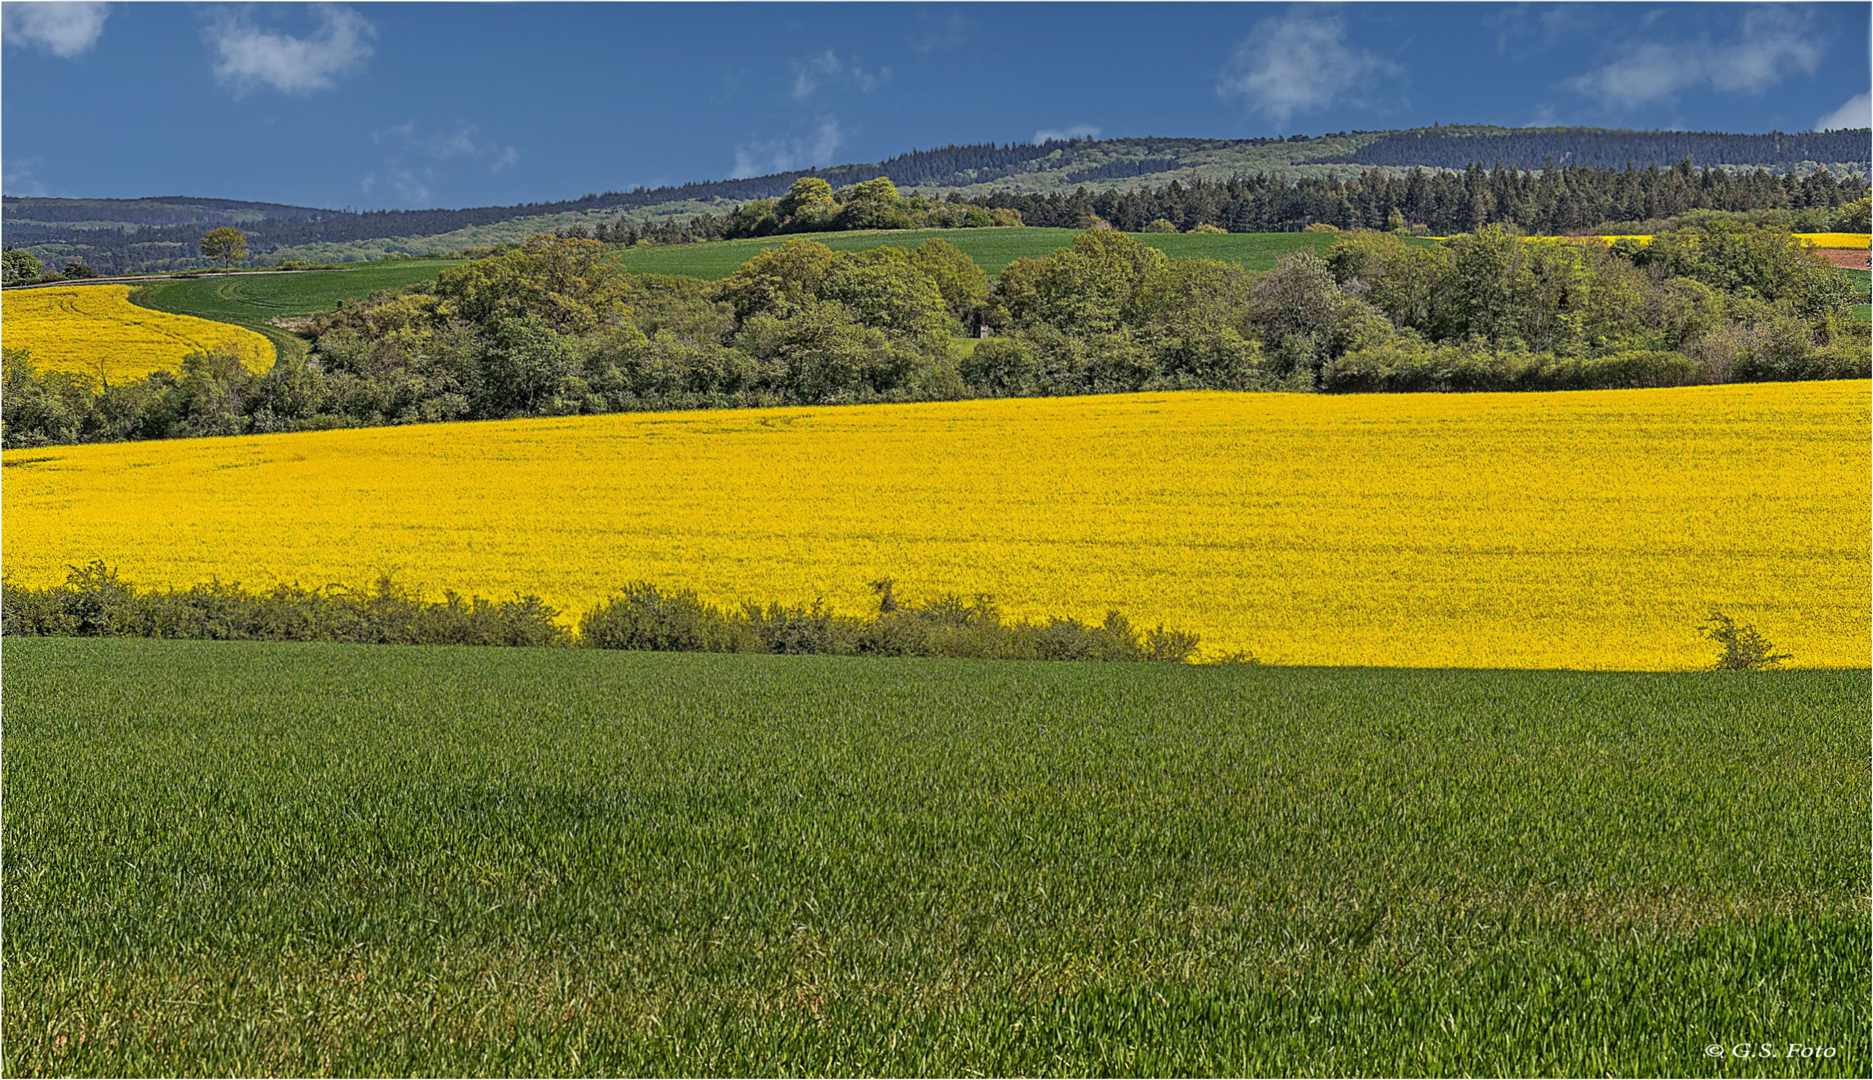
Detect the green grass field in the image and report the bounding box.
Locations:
[614,227,1357,279]
[1840,267,1870,321]
[129,260,463,359]
[6,638,1865,1076]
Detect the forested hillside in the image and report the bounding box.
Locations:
[1317,128,1873,171]
[6,125,1868,274]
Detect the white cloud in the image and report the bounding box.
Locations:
[731,118,846,179]
[1816,93,1871,132]
[2,1,109,58]
[1216,11,1403,128]
[1035,124,1100,143]
[362,164,431,205]
[373,120,514,171]
[1561,6,1821,111]
[3,155,47,196]
[207,3,374,97]
[790,50,888,101]
[363,121,519,206]
[907,10,973,54]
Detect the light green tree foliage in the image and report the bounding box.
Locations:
[837,177,920,231]
[1832,196,1870,233]
[1440,225,1529,347]
[2,250,43,285]
[1249,250,1345,345]
[435,235,631,334]
[199,227,248,269]
[819,247,953,338]
[776,177,838,232]
[1133,259,1265,389]
[909,237,990,323]
[736,302,920,403]
[480,315,579,417]
[1024,230,1174,334]
[1325,231,1451,332]
[714,238,843,323]
[728,199,781,237]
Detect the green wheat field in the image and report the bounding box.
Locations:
[5,639,1865,1076]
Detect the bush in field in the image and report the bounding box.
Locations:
[7,570,1215,663]
[2,562,567,646]
[578,583,749,653]
[1702,611,1790,671]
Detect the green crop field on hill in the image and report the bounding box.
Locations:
[128,260,465,357]
[6,638,1865,1077]
[613,227,1365,279]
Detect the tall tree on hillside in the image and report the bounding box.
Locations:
[2,250,43,285]
[200,227,248,269]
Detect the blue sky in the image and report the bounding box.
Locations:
[3,2,1868,209]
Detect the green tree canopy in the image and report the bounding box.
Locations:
[2,250,43,286]
[435,235,631,334]
[199,227,247,269]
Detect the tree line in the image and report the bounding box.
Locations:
[3,217,1865,448]
[970,163,1870,236]
[1319,128,1872,171]
[12,133,1869,275]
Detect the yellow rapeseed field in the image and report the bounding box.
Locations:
[1523,233,1868,249]
[1798,232,1871,250]
[1,285,273,380]
[3,384,1866,669]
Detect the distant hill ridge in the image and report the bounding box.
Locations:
[5,124,1867,273]
[1317,127,1873,171]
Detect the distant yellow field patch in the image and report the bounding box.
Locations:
[1490,233,1869,250]
[3,384,1865,670]
[1,285,273,381]
[1797,232,1871,250]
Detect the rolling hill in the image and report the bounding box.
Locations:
[7,125,1867,274]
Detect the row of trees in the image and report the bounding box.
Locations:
[720,176,1023,238]
[966,163,1870,237]
[21,151,1869,275]
[3,220,1864,447]
[1323,128,1872,171]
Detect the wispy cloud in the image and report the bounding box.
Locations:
[364,121,520,205]
[906,9,974,54]
[731,118,846,179]
[362,165,432,206]
[1216,10,1402,128]
[1485,2,1602,58]
[1817,93,1871,132]
[3,155,48,196]
[206,3,374,97]
[1560,6,1820,112]
[790,50,888,101]
[1035,124,1100,144]
[2,1,109,58]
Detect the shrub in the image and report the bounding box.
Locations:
[578,583,748,652]
[1701,611,1791,671]
[2,562,567,646]
[6,571,1221,664]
